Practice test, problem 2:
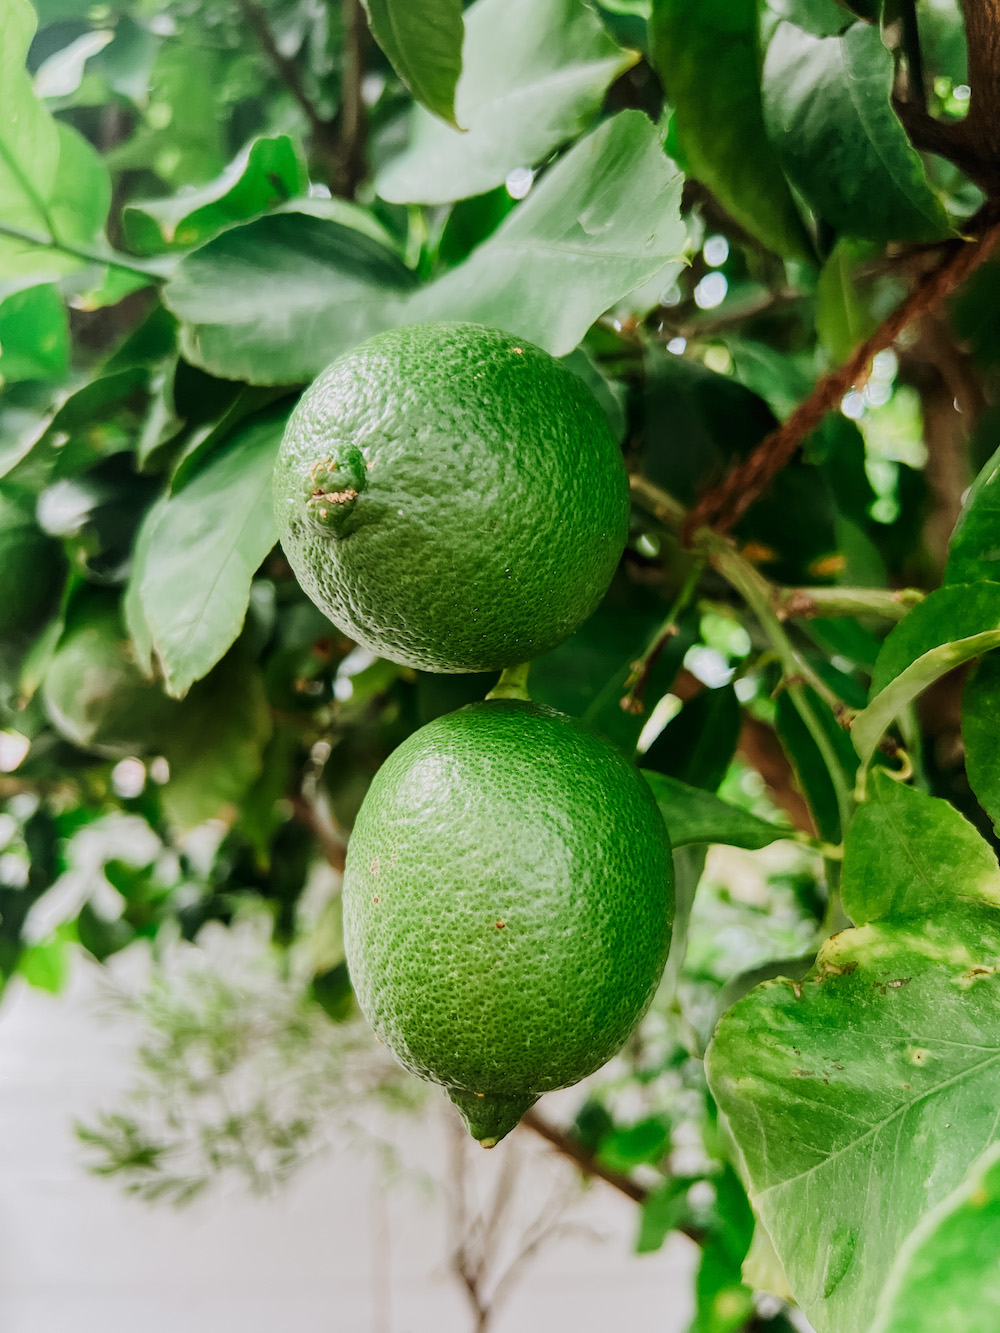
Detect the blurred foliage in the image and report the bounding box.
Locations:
[3,0,1000,1329]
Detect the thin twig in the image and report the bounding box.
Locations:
[683,217,1000,539]
[521,1109,706,1246]
[235,0,343,186]
[621,558,704,714]
[338,0,368,198]
[899,0,927,111]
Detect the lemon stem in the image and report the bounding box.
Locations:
[486,662,532,702]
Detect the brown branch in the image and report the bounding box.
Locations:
[683,217,1000,541]
[290,793,347,872]
[521,1109,706,1245]
[338,0,368,198]
[235,0,344,188]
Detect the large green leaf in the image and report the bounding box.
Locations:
[853,584,1000,766]
[160,647,271,830]
[945,441,1000,586]
[762,21,951,242]
[0,284,68,381]
[123,136,307,254]
[408,111,685,356]
[872,1142,1000,1333]
[709,923,1000,1326]
[375,0,633,205]
[962,654,1000,833]
[842,770,1000,923]
[362,0,464,127]
[164,204,416,384]
[643,771,789,850]
[131,409,287,696]
[649,0,813,261]
[0,0,111,281]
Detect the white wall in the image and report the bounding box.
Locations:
[0,962,697,1333]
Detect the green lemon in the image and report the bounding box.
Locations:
[0,489,64,637]
[272,322,629,673]
[343,699,674,1146]
[43,606,175,758]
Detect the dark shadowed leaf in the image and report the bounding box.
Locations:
[643,771,789,849]
[362,0,465,127]
[650,0,814,260]
[762,22,951,242]
[123,136,307,253]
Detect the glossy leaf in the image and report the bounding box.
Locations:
[945,441,1000,586]
[842,769,1000,923]
[164,205,416,384]
[762,22,951,242]
[854,583,1000,766]
[123,136,307,254]
[0,1,111,280]
[962,654,1000,832]
[375,0,633,204]
[649,0,814,260]
[132,409,287,696]
[643,771,789,850]
[816,241,876,363]
[0,284,68,381]
[642,684,742,793]
[708,899,1000,1331]
[776,687,857,843]
[409,111,685,356]
[362,0,464,127]
[872,1142,1000,1333]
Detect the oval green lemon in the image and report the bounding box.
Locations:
[272,322,629,673]
[343,699,674,1146]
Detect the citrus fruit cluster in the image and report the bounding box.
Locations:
[275,323,675,1145]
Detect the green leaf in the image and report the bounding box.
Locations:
[944,440,1000,586]
[362,0,464,127]
[762,22,952,242]
[776,687,857,843]
[816,240,876,363]
[408,111,685,356]
[842,769,1000,924]
[872,1141,1000,1333]
[375,0,633,205]
[642,683,741,793]
[123,136,308,254]
[707,900,1000,1332]
[164,205,416,384]
[853,583,1000,766]
[962,654,1000,833]
[649,0,814,261]
[160,647,271,829]
[0,284,68,381]
[0,1,110,280]
[133,409,287,696]
[643,771,789,850]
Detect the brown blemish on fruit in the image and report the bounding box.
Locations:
[495,920,506,929]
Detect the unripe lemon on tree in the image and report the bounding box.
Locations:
[343,699,674,1146]
[272,322,629,673]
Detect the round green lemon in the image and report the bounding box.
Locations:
[272,323,629,673]
[343,699,674,1146]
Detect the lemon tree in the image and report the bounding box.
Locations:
[7,0,1000,1327]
